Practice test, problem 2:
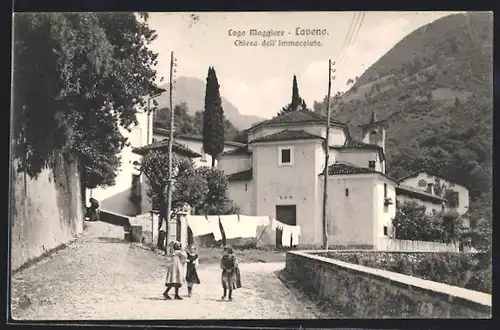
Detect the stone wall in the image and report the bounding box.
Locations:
[285,251,491,318]
[10,157,84,271]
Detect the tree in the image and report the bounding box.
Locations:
[140,152,208,236]
[195,167,239,216]
[346,78,354,85]
[278,75,307,116]
[392,201,433,241]
[463,193,492,252]
[202,66,226,167]
[13,13,160,206]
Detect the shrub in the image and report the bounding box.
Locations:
[320,251,491,294]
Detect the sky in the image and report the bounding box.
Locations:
[146,11,459,119]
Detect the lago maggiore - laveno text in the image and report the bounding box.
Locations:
[228,28,327,47]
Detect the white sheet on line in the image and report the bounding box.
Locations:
[206,215,223,241]
[236,215,259,238]
[186,215,213,237]
[219,215,241,239]
[279,222,301,247]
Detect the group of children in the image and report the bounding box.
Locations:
[163,242,241,301]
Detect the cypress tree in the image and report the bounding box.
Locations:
[290,75,301,110]
[278,75,306,116]
[203,66,225,167]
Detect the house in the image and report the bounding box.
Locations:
[218,108,398,248]
[86,105,201,217]
[396,184,447,215]
[153,128,246,167]
[396,169,470,216]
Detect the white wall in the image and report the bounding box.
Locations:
[320,175,377,246]
[377,237,459,252]
[11,157,84,270]
[252,140,323,244]
[399,171,469,215]
[373,178,397,249]
[87,110,148,216]
[336,149,381,171]
[218,154,252,175]
[227,181,254,215]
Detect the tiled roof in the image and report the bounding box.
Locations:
[153,128,245,148]
[396,184,447,203]
[132,139,202,158]
[221,145,252,156]
[247,109,347,132]
[330,139,385,161]
[226,169,253,182]
[320,162,397,183]
[249,130,323,144]
[396,169,465,187]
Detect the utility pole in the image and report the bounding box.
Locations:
[165,51,176,245]
[322,59,335,250]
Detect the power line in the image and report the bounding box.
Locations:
[338,12,365,75]
[336,13,360,69]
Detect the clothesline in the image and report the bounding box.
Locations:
[186,214,301,247]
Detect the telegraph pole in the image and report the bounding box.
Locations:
[322,60,335,250]
[165,51,176,244]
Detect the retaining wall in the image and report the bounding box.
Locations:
[285,250,491,318]
[10,158,84,271]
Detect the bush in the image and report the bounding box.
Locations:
[319,251,491,294]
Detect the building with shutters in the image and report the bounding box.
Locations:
[396,169,469,216]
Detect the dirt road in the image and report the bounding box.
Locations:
[11,221,317,320]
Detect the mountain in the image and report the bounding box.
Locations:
[314,12,493,199]
[155,76,264,130]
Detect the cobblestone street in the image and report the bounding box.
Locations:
[11,222,317,320]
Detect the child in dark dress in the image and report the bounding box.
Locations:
[185,245,200,297]
[220,245,241,301]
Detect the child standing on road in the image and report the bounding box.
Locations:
[163,241,187,300]
[220,245,241,301]
[185,245,200,297]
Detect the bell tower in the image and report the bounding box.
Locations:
[359,109,388,172]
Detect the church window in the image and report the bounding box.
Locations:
[278,146,294,166]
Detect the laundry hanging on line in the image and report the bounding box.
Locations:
[280,222,301,247]
[235,215,260,238]
[254,216,271,227]
[205,215,223,241]
[219,215,241,240]
[186,215,214,237]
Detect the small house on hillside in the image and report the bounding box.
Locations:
[396,169,469,216]
[218,108,397,248]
